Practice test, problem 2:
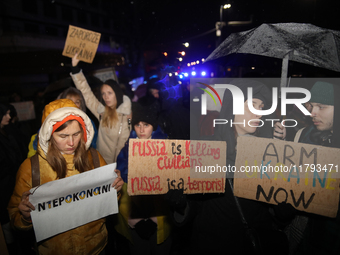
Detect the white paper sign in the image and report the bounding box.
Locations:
[29,163,119,242]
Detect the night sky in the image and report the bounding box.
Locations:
[131,0,340,57]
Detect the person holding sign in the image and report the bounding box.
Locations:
[27,86,99,158]
[7,99,123,255]
[172,79,288,254]
[114,103,171,255]
[70,54,131,164]
[276,81,340,255]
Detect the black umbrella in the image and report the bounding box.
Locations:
[206,23,340,86]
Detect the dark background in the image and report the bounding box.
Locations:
[1,0,340,100]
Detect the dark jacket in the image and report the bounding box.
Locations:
[0,104,25,224]
[187,79,277,254]
[295,84,340,255]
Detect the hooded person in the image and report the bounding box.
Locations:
[171,79,286,255]
[57,86,99,149]
[71,54,131,164]
[7,99,123,255]
[28,87,99,158]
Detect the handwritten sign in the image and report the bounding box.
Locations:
[234,136,340,218]
[62,25,101,63]
[127,139,227,195]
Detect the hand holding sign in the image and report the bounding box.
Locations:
[273,121,286,140]
[18,191,35,221]
[112,169,124,192]
[72,53,80,67]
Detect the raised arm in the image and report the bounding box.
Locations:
[70,54,104,120]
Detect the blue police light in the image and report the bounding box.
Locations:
[179,74,183,79]
[184,73,189,77]
[201,71,206,76]
[191,71,196,76]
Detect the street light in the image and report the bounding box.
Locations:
[220,4,231,23]
[216,3,231,47]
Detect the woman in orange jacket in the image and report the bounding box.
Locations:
[8,99,123,255]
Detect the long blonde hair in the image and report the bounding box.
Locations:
[101,104,119,128]
[46,120,91,179]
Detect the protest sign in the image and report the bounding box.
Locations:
[62,25,101,63]
[234,136,340,218]
[29,163,118,242]
[127,139,227,195]
[10,101,35,121]
[92,67,118,83]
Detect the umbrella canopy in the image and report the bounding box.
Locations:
[205,23,340,85]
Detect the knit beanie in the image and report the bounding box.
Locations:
[310,81,334,106]
[103,79,124,108]
[131,103,158,131]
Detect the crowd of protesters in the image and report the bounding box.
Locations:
[0,53,339,255]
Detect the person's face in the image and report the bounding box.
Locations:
[101,84,117,108]
[309,102,334,132]
[134,121,153,139]
[1,110,11,128]
[234,99,264,136]
[150,89,159,99]
[66,95,82,109]
[52,120,82,155]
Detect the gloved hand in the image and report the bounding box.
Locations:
[134,219,157,240]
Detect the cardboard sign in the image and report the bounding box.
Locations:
[10,101,36,121]
[127,139,227,195]
[234,136,340,218]
[29,163,118,242]
[62,25,101,63]
[92,67,118,83]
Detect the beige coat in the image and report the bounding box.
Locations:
[71,71,131,164]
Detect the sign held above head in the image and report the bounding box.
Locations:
[62,25,101,63]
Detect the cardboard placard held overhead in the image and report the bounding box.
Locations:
[127,139,227,196]
[234,136,340,218]
[62,25,101,63]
